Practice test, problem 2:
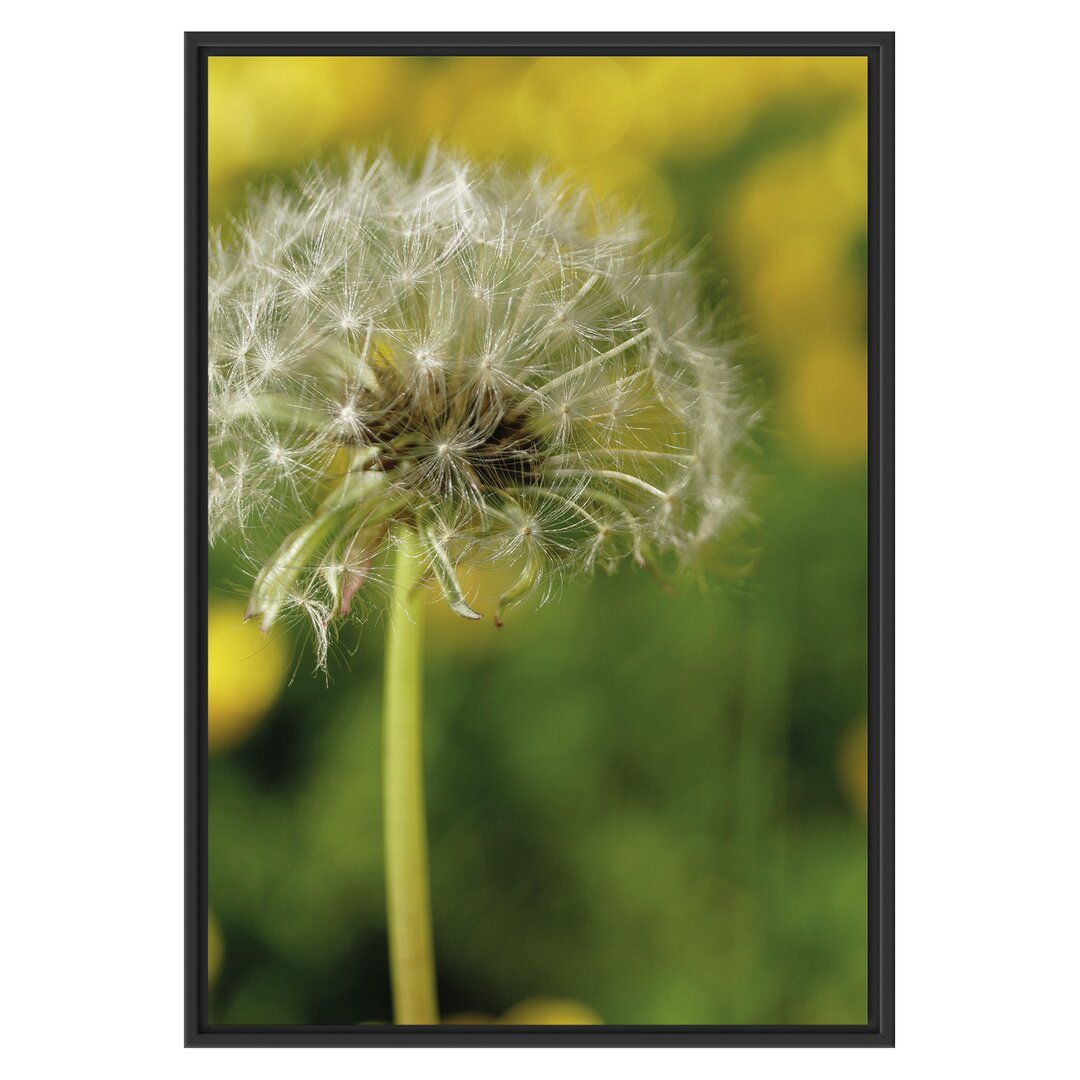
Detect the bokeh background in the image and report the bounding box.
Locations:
[206,55,868,1026]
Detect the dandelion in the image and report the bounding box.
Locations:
[208,148,750,1024]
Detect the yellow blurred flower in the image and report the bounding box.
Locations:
[837,716,868,818]
[442,1010,497,1024]
[739,54,866,100]
[826,102,869,212]
[729,137,865,271]
[406,58,523,162]
[208,908,224,987]
[501,997,603,1025]
[625,56,864,161]
[208,55,411,214]
[442,998,603,1025]
[786,342,868,464]
[412,57,641,173]
[207,597,288,752]
[516,57,636,161]
[721,115,867,369]
[744,241,864,355]
[627,57,761,160]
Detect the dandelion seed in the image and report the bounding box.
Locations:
[209,148,750,663]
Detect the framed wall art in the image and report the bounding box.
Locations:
[185,31,894,1047]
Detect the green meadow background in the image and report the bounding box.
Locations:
[206,55,868,1026]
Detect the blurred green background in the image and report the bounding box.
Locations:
[206,55,868,1026]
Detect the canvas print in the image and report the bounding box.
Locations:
[204,52,870,1028]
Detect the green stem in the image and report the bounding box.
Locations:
[383,524,439,1024]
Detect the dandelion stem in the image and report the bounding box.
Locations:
[383,524,439,1024]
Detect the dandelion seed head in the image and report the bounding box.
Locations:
[209,149,751,662]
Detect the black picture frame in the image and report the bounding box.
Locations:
[185,31,894,1048]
